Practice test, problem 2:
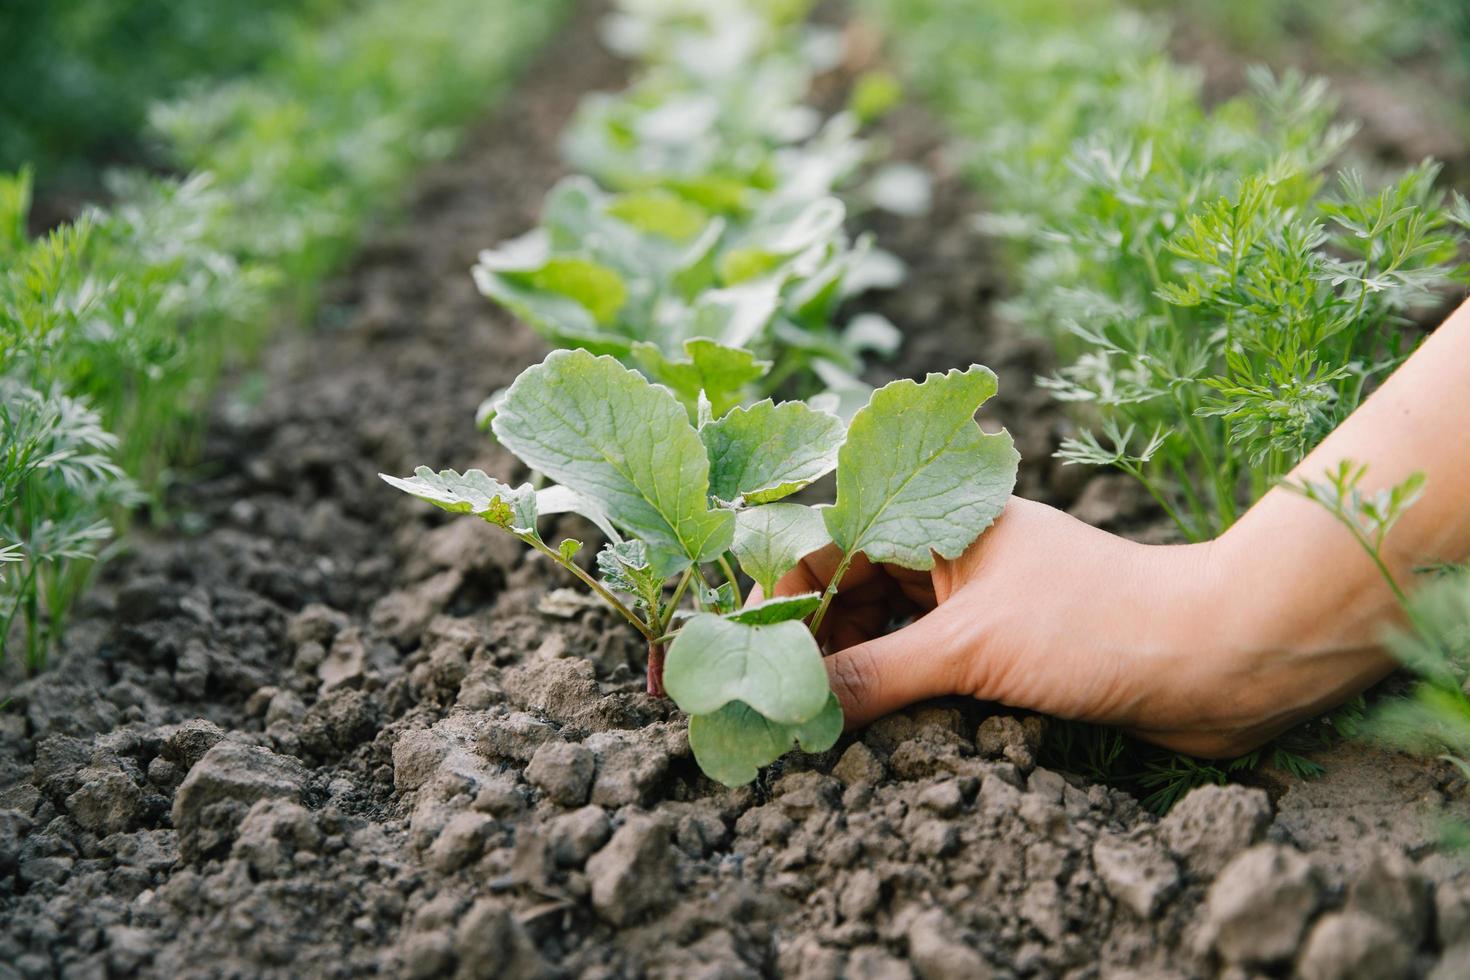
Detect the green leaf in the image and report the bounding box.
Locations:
[607,189,710,240]
[731,504,831,597]
[535,485,623,544]
[381,467,537,535]
[559,539,583,562]
[849,70,903,124]
[526,257,628,325]
[596,540,663,612]
[664,613,829,724]
[631,339,772,417]
[725,592,822,625]
[492,349,734,574]
[684,280,782,349]
[701,400,845,505]
[824,365,1018,569]
[718,197,846,285]
[688,693,843,786]
[473,229,633,352]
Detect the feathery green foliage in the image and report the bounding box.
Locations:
[864,0,1468,543]
[0,0,570,666]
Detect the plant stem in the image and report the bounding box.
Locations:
[521,534,656,642]
[808,552,854,638]
[717,553,743,607]
[660,568,693,632]
[646,639,666,697]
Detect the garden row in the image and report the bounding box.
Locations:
[0,0,571,670]
[860,0,1470,803]
[385,0,1021,786]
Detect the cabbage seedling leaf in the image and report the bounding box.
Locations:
[824,365,1018,569]
[701,399,844,505]
[631,338,771,418]
[380,467,537,535]
[688,693,843,786]
[731,503,831,597]
[664,613,829,724]
[492,349,734,574]
[724,592,822,625]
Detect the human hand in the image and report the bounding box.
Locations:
[771,495,1399,758]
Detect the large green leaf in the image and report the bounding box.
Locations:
[731,504,831,597]
[664,613,829,724]
[492,350,734,573]
[688,693,843,786]
[380,467,536,535]
[701,400,844,505]
[824,365,1018,569]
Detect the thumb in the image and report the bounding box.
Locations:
[823,603,971,729]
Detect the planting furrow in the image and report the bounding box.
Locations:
[2,4,1469,979]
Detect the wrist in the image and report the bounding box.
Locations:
[1186,496,1401,748]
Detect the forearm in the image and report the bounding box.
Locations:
[1207,297,1470,732]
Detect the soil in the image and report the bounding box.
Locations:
[3,4,1470,979]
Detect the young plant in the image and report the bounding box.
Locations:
[1285,463,1470,780]
[384,349,1018,784]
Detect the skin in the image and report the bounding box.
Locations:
[771,296,1470,757]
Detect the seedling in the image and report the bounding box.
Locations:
[1286,463,1470,779]
[384,349,1018,784]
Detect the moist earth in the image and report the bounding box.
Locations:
[3,4,1470,978]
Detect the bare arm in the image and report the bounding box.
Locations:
[777,296,1470,755]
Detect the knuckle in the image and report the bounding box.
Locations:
[827,645,880,712]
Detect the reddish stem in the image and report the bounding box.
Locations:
[646,641,666,697]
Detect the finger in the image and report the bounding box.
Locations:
[775,546,883,599]
[826,600,890,652]
[824,603,970,729]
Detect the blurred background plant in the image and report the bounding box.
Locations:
[0,0,570,668]
[0,0,349,208]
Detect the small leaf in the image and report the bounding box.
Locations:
[526,258,628,325]
[607,189,710,240]
[688,693,843,786]
[685,280,782,350]
[843,313,902,357]
[702,400,845,505]
[493,350,735,575]
[825,365,1018,569]
[700,580,739,614]
[631,339,772,417]
[596,540,651,592]
[381,467,537,535]
[664,613,830,724]
[474,264,632,355]
[731,503,831,596]
[849,70,903,124]
[596,539,663,611]
[559,539,583,562]
[726,592,822,625]
[718,197,846,284]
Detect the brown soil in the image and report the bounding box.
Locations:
[3,4,1469,979]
